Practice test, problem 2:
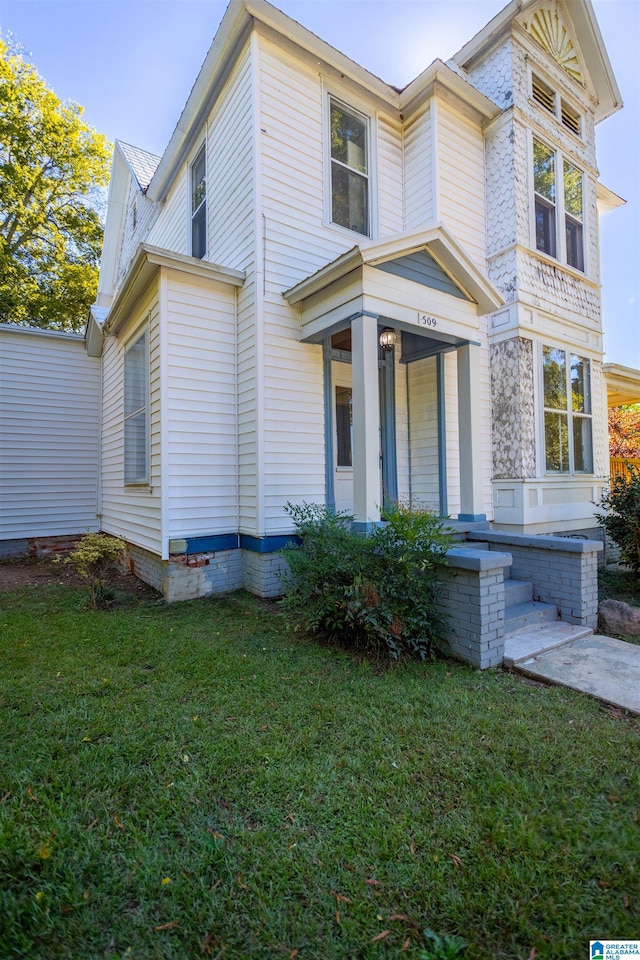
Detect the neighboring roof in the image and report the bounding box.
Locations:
[117,140,161,192]
[284,224,504,317]
[603,363,640,406]
[452,0,622,123]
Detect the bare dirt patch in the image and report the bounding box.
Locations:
[0,557,160,601]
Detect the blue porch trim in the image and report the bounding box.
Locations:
[176,533,240,555]
[351,520,384,534]
[379,343,398,507]
[457,514,487,523]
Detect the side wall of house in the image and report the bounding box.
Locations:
[0,325,100,545]
[164,269,239,543]
[100,280,162,554]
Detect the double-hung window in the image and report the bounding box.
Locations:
[533,138,584,271]
[191,146,206,259]
[542,345,592,474]
[329,98,369,237]
[124,330,149,484]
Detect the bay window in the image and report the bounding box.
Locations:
[533,138,585,272]
[542,345,592,474]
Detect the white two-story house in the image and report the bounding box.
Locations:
[86,0,623,603]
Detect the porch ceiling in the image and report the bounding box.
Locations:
[284,225,503,344]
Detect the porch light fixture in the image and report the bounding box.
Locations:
[379,328,397,352]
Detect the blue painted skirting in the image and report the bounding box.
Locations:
[176,533,301,556]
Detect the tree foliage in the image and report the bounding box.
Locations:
[608,404,640,459]
[0,39,111,331]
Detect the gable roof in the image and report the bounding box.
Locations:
[284,224,504,317]
[117,140,161,192]
[452,0,622,122]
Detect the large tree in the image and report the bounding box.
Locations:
[0,39,111,332]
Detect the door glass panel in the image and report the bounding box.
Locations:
[335,385,352,467]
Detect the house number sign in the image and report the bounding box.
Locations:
[417,313,438,328]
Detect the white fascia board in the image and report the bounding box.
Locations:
[596,182,626,215]
[567,0,622,122]
[400,59,501,122]
[451,0,521,70]
[104,243,245,336]
[0,322,84,342]
[96,145,131,303]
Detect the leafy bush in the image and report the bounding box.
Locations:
[280,501,452,660]
[61,532,126,608]
[596,465,640,574]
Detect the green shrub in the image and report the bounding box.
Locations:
[596,465,640,573]
[279,501,452,660]
[61,532,126,608]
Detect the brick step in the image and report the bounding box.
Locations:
[504,577,533,607]
[505,599,558,633]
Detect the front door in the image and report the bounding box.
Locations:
[332,360,353,514]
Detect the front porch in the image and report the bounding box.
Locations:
[284,225,504,529]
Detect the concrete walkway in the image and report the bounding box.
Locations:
[504,624,640,715]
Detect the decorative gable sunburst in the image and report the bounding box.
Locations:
[523,6,583,84]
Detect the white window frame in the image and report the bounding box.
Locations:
[539,342,593,476]
[123,325,149,485]
[530,133,585,273]
[190,143,207,259]
[325,93,374,239]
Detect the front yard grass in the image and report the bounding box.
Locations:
[0,579,638,959]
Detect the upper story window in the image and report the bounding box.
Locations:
[531,72,582,138]
[533,138,584,271]
[190,146,206,259]
[542,345,592,474]
[124,329,149,484]
[329,98,369,237]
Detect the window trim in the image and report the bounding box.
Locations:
[190,143,207,260]
[123,325,150,486]
[325,93,374,239]
[540,343,593,476]
[530,134,586,273]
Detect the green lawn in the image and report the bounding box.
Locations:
[0,576,638,960]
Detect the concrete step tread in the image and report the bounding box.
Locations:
[503,623,594,667]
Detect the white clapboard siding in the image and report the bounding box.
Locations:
[377,114,404,236]
[0,326,100,539]
[165,270,239,539]
[100,283,162,554]
[147,176,188,255]
[407,355,440,511]
[403,107,433,231]
[437,100,487,268]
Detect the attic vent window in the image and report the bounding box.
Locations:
[530,74,582,139]
[532,74,555,114]
[561,99,581,136]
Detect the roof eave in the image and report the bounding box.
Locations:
[104,244,245,337]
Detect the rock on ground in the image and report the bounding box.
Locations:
[598,598,640,637]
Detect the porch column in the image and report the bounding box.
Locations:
[351,314,380,529]
[457,343,486,521]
